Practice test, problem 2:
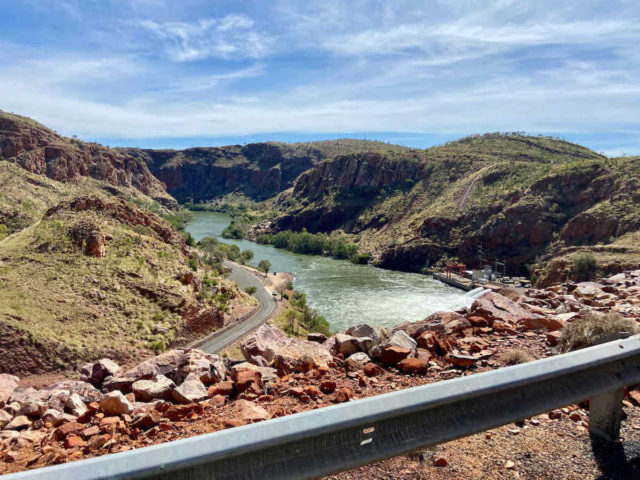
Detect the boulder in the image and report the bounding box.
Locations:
[132,375,176,402]
[424,312,471,335]
[307,333,328,344]
[497,287,520,301]
[49,380,103,403]
[295,354,317,373]
[264,340,332,369]
[100,391,133,416]
[241,324,288,363]
[230,363,278,384]
[345,324,388,345]
[18,401,47,418]
[65,394,88,417]
[391,317,445,339]
[88,359,122,387]
[0,409,12,428]
[41,409,66,427]
[233,370,263,396]
[172,375,208,404]
[233,400,271,423]
[523,316,565,332]
[47,390,70,412]
[0,374,20,407]
[3,415,31,431]
[332,334,360,356]
[178,350,226,385]
[345,352,371,368]
[470,292,532,325]
[370,330,417,358]
[380,346,411,365]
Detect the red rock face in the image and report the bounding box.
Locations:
[0,114,166,197]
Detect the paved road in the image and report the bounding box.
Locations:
[199,261,277,354]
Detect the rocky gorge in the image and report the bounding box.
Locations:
[2,270,640,477]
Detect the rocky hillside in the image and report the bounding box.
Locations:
[126,140,412,203]
[253,134,640,284]
[0,192,254,375]
[2,271,640,477]
[0,111,173,206]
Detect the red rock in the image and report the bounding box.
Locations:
[64,435,86,449]
[433,455,448,467]
[467,316,489,327]
[130,413,160,430]
[233,369,263,396]
[80,425,100,438]
[569,412,583,422]
[335,387,355,403]
[233,400,271,423]
[303,386,323,398]
[445,354,480,368]
[208,381,234,397]
[86,434,111,450]
[320,380,337,393]
[546,331,562,346]
[548,410,563,419]
[380,346,411,365]
[54,421,84,440]
[99,416,119,427]
[363,363,384,377]
[397,358,428,374]
[470,292,532,325]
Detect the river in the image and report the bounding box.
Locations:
[186,211,472,332]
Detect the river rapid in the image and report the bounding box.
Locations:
[186,211,472,332]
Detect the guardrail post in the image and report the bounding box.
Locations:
[589,388,624,441]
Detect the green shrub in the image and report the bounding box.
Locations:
[0,224,8,241]
[149,339,166,354]
[258,259,271,274]
[221,220,247,239]
[572,252,597,281]
[188,257,199,271]
[257,229,362,262]
[245,286,257,295]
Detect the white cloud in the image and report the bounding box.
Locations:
[140,14,273,61]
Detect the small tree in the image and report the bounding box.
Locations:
[258,259,271,276]
[573,252,597,281]
[245,286,257,295]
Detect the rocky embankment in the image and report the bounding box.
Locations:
[2,271,640,475]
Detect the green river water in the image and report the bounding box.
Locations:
[186,211,472,332]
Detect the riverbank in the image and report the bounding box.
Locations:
[186,211,471,332]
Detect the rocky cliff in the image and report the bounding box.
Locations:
[254,134,640,284]
[0,111,171,204]
[125,140,412,203]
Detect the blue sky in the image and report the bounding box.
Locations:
[1,0,639,155]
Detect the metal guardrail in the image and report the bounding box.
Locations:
[5,335,640,480]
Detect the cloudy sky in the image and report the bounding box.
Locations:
[1,0,639,154]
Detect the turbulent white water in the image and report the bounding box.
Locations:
[187,211,472,331]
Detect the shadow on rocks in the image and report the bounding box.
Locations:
[592,435,640,480]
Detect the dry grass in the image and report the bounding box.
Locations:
[501,348,535,365]
[558,312,640,352]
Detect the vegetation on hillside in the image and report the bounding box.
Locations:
[272,290,332,338]
[257,229,368,264]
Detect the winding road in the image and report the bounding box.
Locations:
[198,261,277,354]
